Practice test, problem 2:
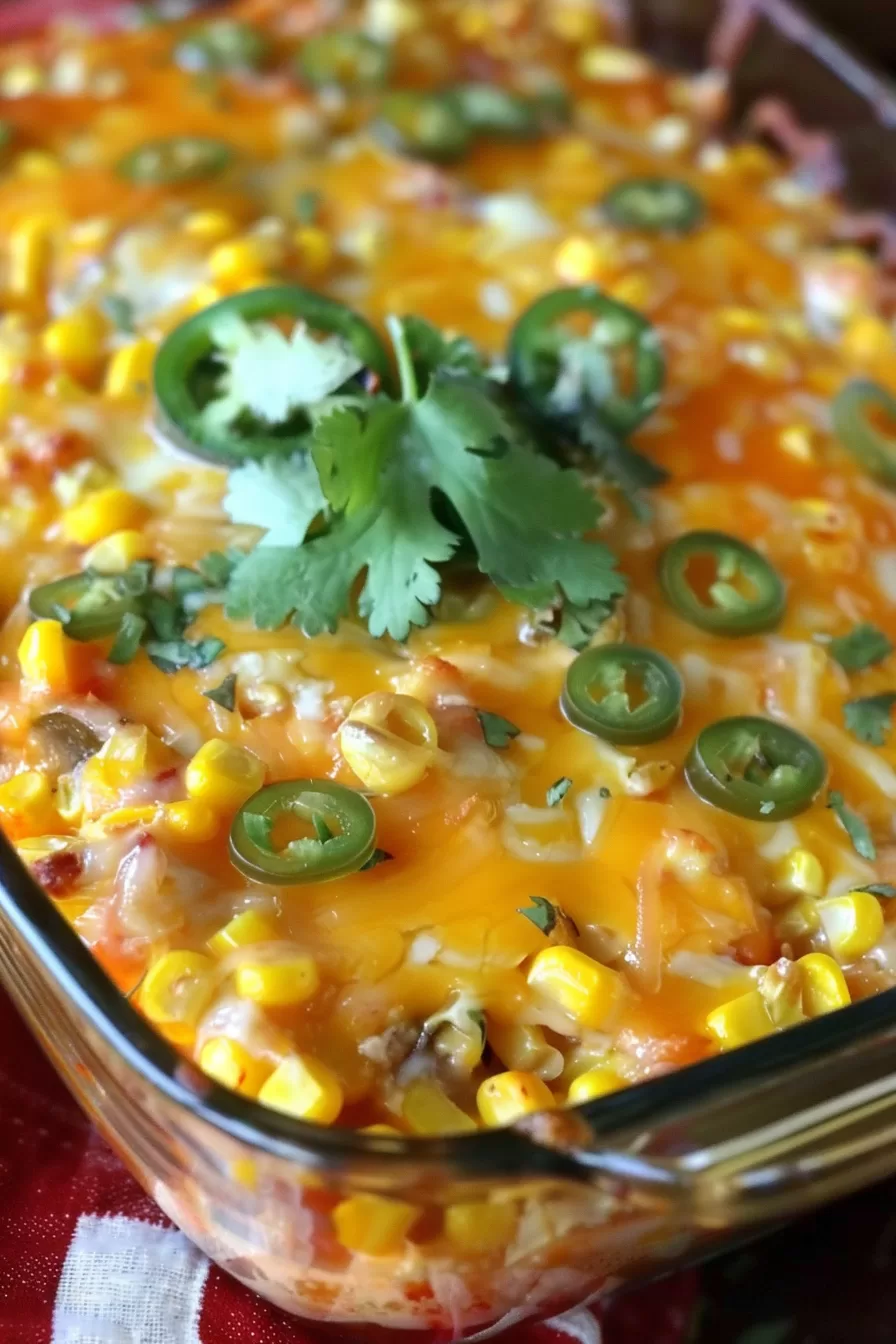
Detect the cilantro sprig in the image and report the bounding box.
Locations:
[829,623,893,673]
[843,692,896,746]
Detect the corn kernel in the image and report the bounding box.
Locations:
[184,209,236,242]
[554,235,616,285]
[14,150,61,181]
[817,892,884,963]
[717,306,770,336]
[580,45,650,83]
[198,1037,271,1095]
[487,1021,563,1080]
[1,62,43,98]
[207,908,279,957]
[188,282,224,313]
[185,739,265,812]
[140,951,217,1030]
[705,990,775,1050]
[83,804,159,836]
[401,1078,477,1135]
[333,1194,420,1256]
[797,952,851,1015]
[60,487,147,546]
[433,1020,485,1073]
[773,847,825,902]
[162,799,219,843]
[9,214,55,304]
[567,1066,624,1105]
[235,955,320,1008]
[104,339,155,399]
[549,4,602,43]
[294,225,332,276]
[0,771,60,838]
[444,1201,517,1254]
[339,692,437,795]
[96,725,159,787]
[84,529,150,573]
[257,1054,343,1124]
[18,619,73,692]
[842,314,893,363]
[778,423,816,463]
[207,237,278,285]
[773,896,820,943]
[477,1070,556,1127]
[611,273,652,310]
[361,1124,402,1136]
[526,946,624,1030]
[42,307,108,368]
[55,772,82,825]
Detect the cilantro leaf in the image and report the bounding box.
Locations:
[101,293,136,334]
[827,789,877,860]
[199,311,363,435]
[518,896,559,934]
[146,636,226,673]
[204,672,237,711]
[401,314,485,385]
[843,692,896,746]
[223,453,326,547]
[295,188,321,224]
[198,549,241,587]
[546,776,572,806]
[579,417,668,521]
[854,882,896,898]
[557,597,614,651]
[829,623,894,673]
[476,709,520,748]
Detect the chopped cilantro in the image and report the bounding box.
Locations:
[579,417,669,520]
[476,709,520,748]
[295,188,322,224]
[198,549,241,587]
[599,786,611,798]
[101,293,137,334]
[145,592,188,641]
[401,314,485,386]
[361,847,393,870]
[546,776,572,806]
[146,636,226,674]
[108,612,148,665]
[854,882,896,898]
[827,789,877,861]
[829,623,893,673]
[518,896,559,934]
[203,672,237,711]
[843,692,896,746]
[556,597,614,651]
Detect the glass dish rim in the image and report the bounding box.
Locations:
[1,0,896,1181]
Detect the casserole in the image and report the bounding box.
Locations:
[2,0,896,1337]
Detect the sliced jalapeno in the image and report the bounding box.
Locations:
[230,779,377,884]
[116,136,234,186]
[507,285,665,436]
[153,284,392,465]
[174,19,270,72]
[685,717,826,821]
[658,531,785,636]
[562,644,682,746]
[448,83,539,138]
[374,91,472,164]
[29,571,146,642]
[832,379,896,488]
[601,178,706,234]
[297,31,392,91]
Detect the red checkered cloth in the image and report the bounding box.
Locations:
[0,990,696,1344]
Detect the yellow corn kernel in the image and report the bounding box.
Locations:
[611,273,652,311]
[97,725,159,787]
[140,951,217,1030]
[444,1200,517,1254]
[162,799,219,843]
[60,487,147,546]
[773,896,820,943]
[104,339,155,400]
[361,1123,402,1136]
[0,771,60,838]
[842,314,892,363]
[294,225,332,276]
[207,908,279,957]
[333,1193,420,1256]
[184,208,236,242]
[580,44,650,83]
[773,847,825,902]
[717,306,770,337]
[185,739,265,812]
[338,692,437,795]
[55,773,82,825]
[42,307,108,368]
[526,946,624,1030]
[9,214,54,303]
[234,955,320,1008]
[1,62,43,98]
[549,4,602,43]
[84,529,150,573]
[797,952,851,1015]
[705,990,775,1050]
[817,892,884,963]
[432,1020,485,1073]
[207,237,277,285]
[778,423,816,463]
[14,150,61,181]
[401,1078,477,1135]
[257,1054,343,1124]
[188,281,224,313]
[18,619,73,693]
[554,235,617,285]
[487,1021,563,1080]
[198,1037,271,1096]
[567,1066,624,1105]
[477,1070,556,1127]
[83,804,159,836]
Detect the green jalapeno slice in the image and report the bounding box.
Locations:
[832,379,896,488]
[562,644,683,745]
[374,91,472,163]
[230,780,377,884]
[153,284,393,465]
[297,31,392,91]
[507,285,665,436]
[685,717,826,820]
[29,568,150,642]
[448,83,540,138]
[601,178,706,234]
[174,20,270,73]
[116,136,234,185]
[658,531,785,636]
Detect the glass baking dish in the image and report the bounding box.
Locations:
[3,1,896,1338]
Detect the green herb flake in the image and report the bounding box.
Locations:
[854,882,896,898]
[827,789,877,860]
[295,188,322,224]
[107,612,148,666]
[198,549,241,588]
[843,692,896,746]
[146,636,226,674]
[518,896,559,934]
[203,672,238,712]
[829,623,894,673]
[546,776,572,806]
[361,847,393,871]
[312,812,334,844]
[476,709,520,749]
[101,293,137,334]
